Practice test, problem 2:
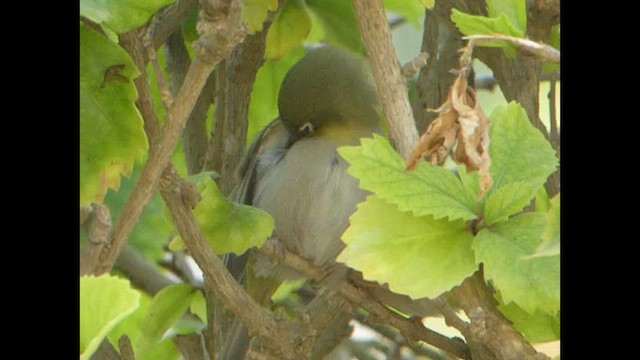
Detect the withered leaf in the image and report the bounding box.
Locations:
[406,49,492,198]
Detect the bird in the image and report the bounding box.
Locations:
[219,45,383,360]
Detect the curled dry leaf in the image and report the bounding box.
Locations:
[406,49,492,198]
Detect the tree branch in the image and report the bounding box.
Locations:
[352,0,419,160]
[412,3,463,133]
[93,0,247,274]
[257,245,471,359]
[204,22,272,195]
[158,165,299,359]
[148,0,199,50]
[114,244,176,296]
[448,271,550,360]
[119,29,161,144]
[80,203,112,275]
[165,29,215,175]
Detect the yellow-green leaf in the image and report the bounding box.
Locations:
[266,0,312,59]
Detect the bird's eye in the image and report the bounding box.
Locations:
[298,122,315,136]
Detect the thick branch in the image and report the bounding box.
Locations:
[204,25,271,195]
[80,204,112,275]
[94,1,246,274]
[412,3,464,133]
[448,271,550,360]
[158,166,298,359]
[352,0,419,159]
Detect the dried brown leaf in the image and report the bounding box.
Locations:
[406,41,492,197]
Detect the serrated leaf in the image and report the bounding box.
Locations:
[498,299,560,343]
[243,0,279,35]
[474,213,559,315]
[80,275,141,360]
[486,0,526,34]
[525,194,560,258]
[249,46,305,144]
[137,284,199,357]
[456,163,482,200]
[80,23,147,206]
[265,0,311,60]
[80,0,176,34]
[339,196,476,299]
[306,0,363,50]
[190,174,274,255]
[384,0,425,26]
[339,134,480,221]
[189,290,207,322]
[484,181,537,225]
[489,102,558,194]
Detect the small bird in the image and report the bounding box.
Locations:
[221,45,382,359]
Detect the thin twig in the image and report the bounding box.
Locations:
[257,245,470,359]
[158,165,299,359]
[464,35,560,63]
[119,29,161,145]
[93,1,247,274]
[114,245,176,296]
[401,52,429,80]
[352,0,419,159]
[354,313,450,360]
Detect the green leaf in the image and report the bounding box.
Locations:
[484,181,537,225]
[190,290,207,322]
[339,196,476,299]
[80,275,141,360]
[265,0,311,60]
[80,23,147,206]
[271,279,306,303]
[498,299,560,343]
[542,25,560,73]
[456,163,482,202]
[243,0,279,35]
[526,194,560,258]
[137,284,199,356]
[486,0,527,34]
[188,173,275,255]
[80,0,176,34]
[451,9,524,38]
[306,0,364,51]
[419,0,435,9]
[107,291,183,360]
[384,0,425,26]
[489,102,558,195]
[248,46,305,145]
[338,134,480,221]
[474,213,559,315]
[535,186,550,213]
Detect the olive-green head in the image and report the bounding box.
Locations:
[277,46,381,138]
